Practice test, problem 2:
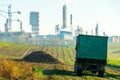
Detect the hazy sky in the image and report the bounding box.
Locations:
[0,0,120,36]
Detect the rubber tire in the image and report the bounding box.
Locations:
[98,71,104,77]
[75,63,82,76]
[76,69,82,76]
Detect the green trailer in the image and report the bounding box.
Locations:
[75,34,108,77]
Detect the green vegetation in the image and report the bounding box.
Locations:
[107,59,120,68]
[107,43,120,68]
[108,43,120,54]
[0,59,32,79]
[32,66,43,76]
[0,43,31,59]
[0,42,14,47]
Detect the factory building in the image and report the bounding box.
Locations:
[108,36,120,43]
[60,5,73,40]
[60,28,73,40]
[111,36,120,43]
[30,12,40,35]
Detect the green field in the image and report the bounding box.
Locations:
[0,42,120,80]
[107,43,120,68]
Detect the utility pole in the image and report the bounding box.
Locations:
[7,4,21,32]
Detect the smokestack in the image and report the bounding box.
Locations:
[86,31,88,35]
[70,14,72,26]
[91,29,93,35]
[63,5,67,29]
[95,23,99,36]
[20,21,22,32]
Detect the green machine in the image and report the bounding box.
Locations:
[75,34,108,77]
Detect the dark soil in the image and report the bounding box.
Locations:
[23,51,62,64]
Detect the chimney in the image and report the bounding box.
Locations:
[70,14,72,26]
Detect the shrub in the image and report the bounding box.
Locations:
[0,59,32,79]
[0,59,20,79]
[32,66,43,75]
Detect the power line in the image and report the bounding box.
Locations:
[0,13,7,18]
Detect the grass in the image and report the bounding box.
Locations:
[0,42,14,48]
[0,45,31,59]
[0,59,32,79]
[107,59,120,68]
[0,59,46,80]
[107,43,120,68]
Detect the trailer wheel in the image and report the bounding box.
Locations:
[75,63,82,76]
[76,69,82,76]
[98,71,104,77]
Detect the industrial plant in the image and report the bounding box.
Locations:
[0,4,120,46]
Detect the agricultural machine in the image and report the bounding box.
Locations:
[74,34,108,77]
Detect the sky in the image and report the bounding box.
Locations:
[0,0,120,36]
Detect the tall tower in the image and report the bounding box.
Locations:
[91,29,93,35]
[30,12,40,35]
[95,23,99,36]
[63,5,67,29]
[70,14,72,26]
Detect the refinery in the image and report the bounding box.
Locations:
[0,4,119,46]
